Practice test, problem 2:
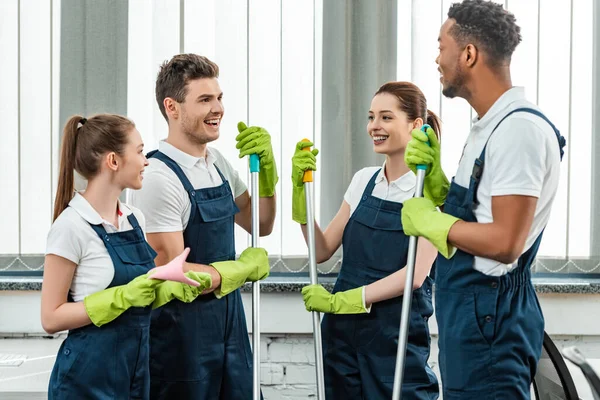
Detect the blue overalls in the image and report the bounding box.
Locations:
[435,108,566,399]
[321,170,439,400]
[48,213,157,400]
[147,150,256,400]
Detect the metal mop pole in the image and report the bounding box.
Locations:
[250,153,261,400]
[302,139,326,400]
[392,124,430,400]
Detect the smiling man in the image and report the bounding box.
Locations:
[401,1,566,399]
[130,53,277,399]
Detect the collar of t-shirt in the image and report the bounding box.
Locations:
[158,140,217,170]
[69,192,133,233]
[157,140,223,186]
[374,162,416,192]
[470,86,526,133]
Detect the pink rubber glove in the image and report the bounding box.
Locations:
[148,248,199,287]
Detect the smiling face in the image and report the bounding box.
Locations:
[367,93,418,157]
[114,128,148,190]
[177,77,224,145]
[436,19,468,99]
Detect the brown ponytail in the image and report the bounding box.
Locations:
[374,81,442,140]
[53,114,135,221]
[53,116,83,221]
[426,109,442,142]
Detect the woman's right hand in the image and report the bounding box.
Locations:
[291,140,319,187]
[291,140,319,224]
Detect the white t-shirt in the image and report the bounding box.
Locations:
[45,193,147,302]
[344,165,416,214]
[453,87,561,276]
[129,141,247,233]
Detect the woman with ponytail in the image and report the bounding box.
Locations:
[292,82,440,399]
[42,114,211,399]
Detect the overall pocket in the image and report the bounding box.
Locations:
[435,290,494,392]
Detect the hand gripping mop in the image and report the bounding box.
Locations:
[250,153,262,400]
[302,139,326,399]
[392,124,430,400]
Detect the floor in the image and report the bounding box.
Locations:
[0,336,598,399]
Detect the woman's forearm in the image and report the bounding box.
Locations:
[42,301,92,334]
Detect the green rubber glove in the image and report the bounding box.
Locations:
[405,127,450,207]
[302,284,366,314]
[210,247,270,299]
[291,140,319,224]
[401,197,460,259]
[151,271,213,309]
[83,274,160,327]
[236,122,279,197]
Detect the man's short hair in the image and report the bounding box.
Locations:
[448,0,522,67]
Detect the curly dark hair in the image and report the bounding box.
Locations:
[447,0,521,67]
[155,54,220,121]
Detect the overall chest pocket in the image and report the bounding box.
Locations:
[194,194,240,222]
[112,241,156,265]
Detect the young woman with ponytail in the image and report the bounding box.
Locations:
[291,82,441,399]
[42,114,212,399]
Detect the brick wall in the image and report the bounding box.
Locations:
[256,334,439,399]
[257,334,599,400]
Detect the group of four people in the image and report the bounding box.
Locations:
[41,1,565,399]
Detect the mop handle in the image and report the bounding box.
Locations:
[249,153,261,400]
[301,138,326,400]
[392,124,430,400]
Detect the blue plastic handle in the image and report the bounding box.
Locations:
[417,124,431,171]
[250,154,260,173]
[416,124,431,171]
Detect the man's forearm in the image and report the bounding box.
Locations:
[447,220,525,264]
[184,262,222,292]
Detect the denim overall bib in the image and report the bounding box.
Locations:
[49,213,157,399]
[321,170,439,399]
[147,150,257,400]
[435,108,566,399]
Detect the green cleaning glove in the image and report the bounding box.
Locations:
[302,284,367,314]
[210,247,270,299]
[83,274,160,327]
[236,122,279,197]
[405,127,450,207]
[151,271,213,309]
[291,140,319,224]
[401,197,460,259]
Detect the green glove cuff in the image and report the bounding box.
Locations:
[212,261,270,299]
[426,213,460,259]
[259,159,279,197]
[151,283,186,310]
[83,274,161,327]
[292,184,307,224]
[84,286,129,327]
[211,260,247,299]
[332,286,367,314]
[423,173,450,207]
[151,271,212,309]
[212,248,270,299]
